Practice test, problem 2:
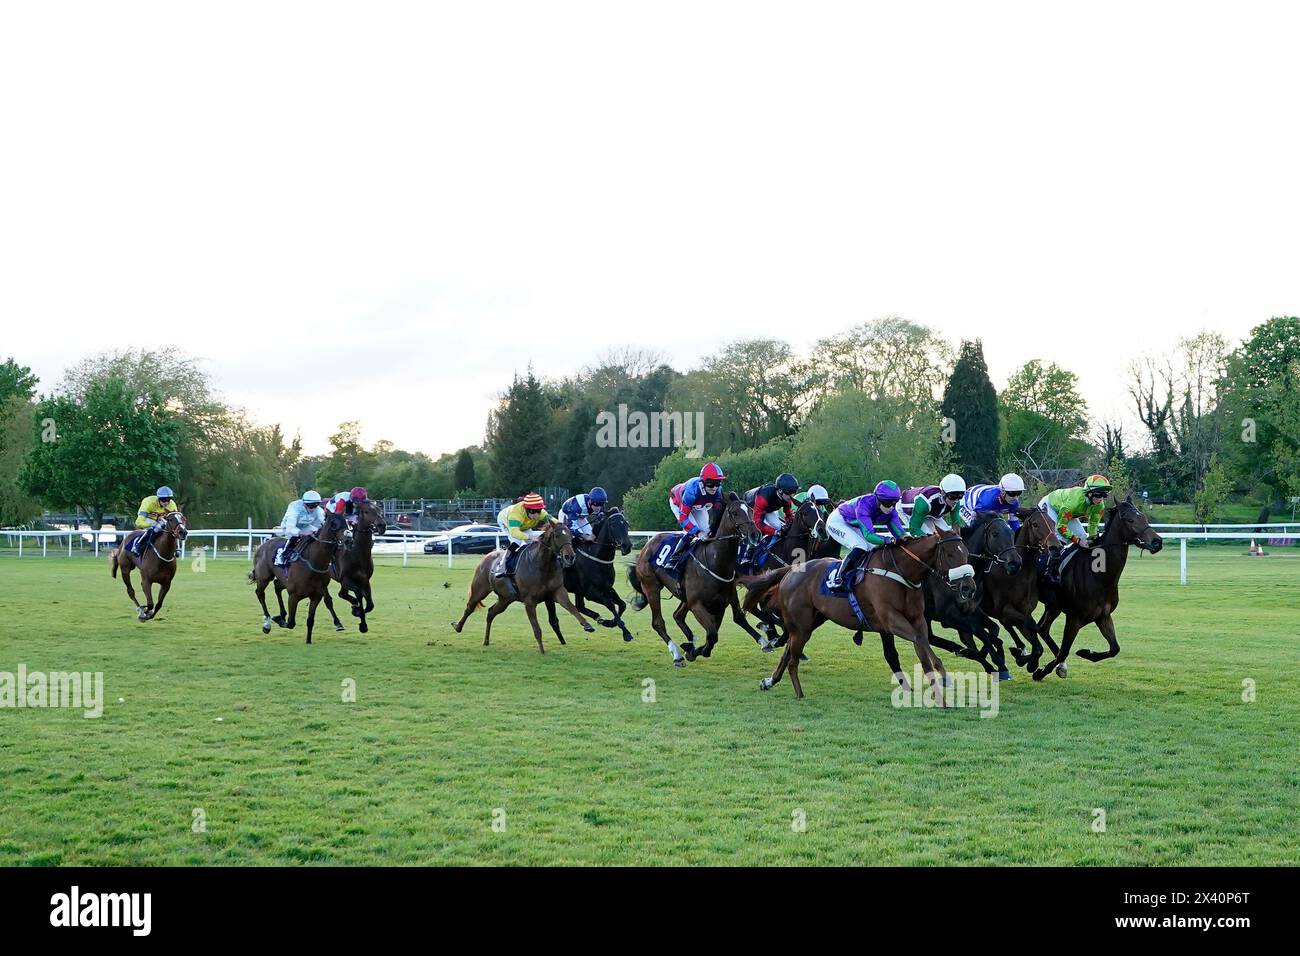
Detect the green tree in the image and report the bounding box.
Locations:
[486,368,554,496]
[941,340,999,482]
[316,421,376,494]
[453,448,476,492]
[19,375,182,528]
[1193,453,1230,524]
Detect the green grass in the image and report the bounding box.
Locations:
[1,548,1297,866]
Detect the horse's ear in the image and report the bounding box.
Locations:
[1125,493,1134,505]
[1016,507,1033,519]
[727,491,739,502]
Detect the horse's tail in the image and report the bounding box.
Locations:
[741,566,792,614]
[246,568,255,584]
[626,562,646,611]
[469,577,484,610]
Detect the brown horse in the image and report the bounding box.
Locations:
[451,521,594,652]
[757,531,974,699]
[321,498,387,635]
[1031,496,1163,680]
[111,510,189,621]
[737,495,836,649]
[627,492,761,667]
[249,507,350,644]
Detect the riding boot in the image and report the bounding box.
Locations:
[831,548,864,591]
[277,535,299,567]
[1044,545,1063,583]
[503,542,521,577]
[131,528,151,557]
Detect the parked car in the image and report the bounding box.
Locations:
[423,524,501,555]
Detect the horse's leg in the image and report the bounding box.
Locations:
[760,644,791,689]
[784,629,811,699]
[596,586,634,642]
[641,574,684,666]
[256,578,274,634]
[482,597,510,646]
[726,586,770,648]
[284,592,301,630]
[1076,611,1120,663]
[273,582,288,626]
[322,590,346,632]
[120,565,144,618]
[551,587,595,635]
[879,633,909,689]
[1034,616,1081,681]
[544,597,566,646]
[671,597,698,658]
[140,577,156,621]
[524,601,546,654]
[305,593,321,644]
[689,601,720,658]
[149,578,172,620]
[354,579,370,634]
[1002,618,1029,665]
[453,567,493,632]
[889,608,948,707]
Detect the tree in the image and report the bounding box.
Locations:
[941,340,999,482]
[0,358,38,406]
[316,421,376,494]
[0,358,40,525]
[485,368,553,495]
[19,375,182,528]
[453,448,476,493]
[1193,453,1230,525]
[1217,317,1300,504]
[1001,359,1091,474]
[803,317,954,414]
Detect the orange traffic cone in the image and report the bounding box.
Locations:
[1258,540,1266,557]
[1249,539,1257,555]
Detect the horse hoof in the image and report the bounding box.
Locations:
[359,623,368,634]
[1055,664,1068,678]
[583,624,595,633]
[941,675,954,688]
[762,644,774,653]
[759,677,771,690]
[851,632,863,646]
[1032,668,1047,681]
[262,624,271,634]
[599,619,616,628]
[334,623,345,632]
[622,633,634,643]
[798,653,809,662]
[999,670,1013,682]
[674,658,687,668]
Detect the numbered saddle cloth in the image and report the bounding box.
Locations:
[652,533,690,579]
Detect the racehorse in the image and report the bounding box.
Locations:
[755,531,975,700]
[562,507,635,642]
[1031,496,1162,680]
[452,521,595,652]
[111,510,189,621]
[627,492,761,666]
[321,498,387,635]
[978,507,1057,674]
[249,506,350,644]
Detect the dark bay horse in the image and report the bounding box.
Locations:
[563,508,635,642]
[452,521,595,652]
[736,496,835,649]
[111,510,188,621]
[249,507,350,644]
[756,531,974,700]
[322,498,387,635]
[978,507,1057,674]
[627,492,761,666]
[1031,496,1162,680]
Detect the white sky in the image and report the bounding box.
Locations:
[3,1,1297,457]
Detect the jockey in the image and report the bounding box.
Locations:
[329,486,370,524]
[128,485,179,557]
[744,473,800,539]
[496,492,557,576]
[794,483,832,513]
[1040,474,1112,582]
[960,473,1025,532]
[825,479,908,590]
[900,474,967,536]
[560,487,608,542]
[666,462,726,565]
[275,490,326,566]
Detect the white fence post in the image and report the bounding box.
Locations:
[247,517,253,561]
[1180,537,1188,586]
[42,535,47,557]
[447,537,454,570]
[213,532,219,560]
[67,532,73,557]
[402,533,409,568]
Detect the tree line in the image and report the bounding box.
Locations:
[2,315,1296,529]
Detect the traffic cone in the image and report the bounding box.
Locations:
[1258,540,1266,557]
[1249,539,1257,555]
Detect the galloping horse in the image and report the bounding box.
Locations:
[322,498,387,635]
[756,531,975,700]
[111,510,189,621]
[979,507,1057,674]
[1031,496,1163,680]
[562,508,635,642]
[627,492,761,666]
[249,507,350,644]
[452,521,595,653]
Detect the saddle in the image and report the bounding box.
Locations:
[820,561,873,628]
[652,532,693,579]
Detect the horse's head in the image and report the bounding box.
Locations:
[720,492,761,548]
[971,513,1020,574]
[320,508,349,546]
[928,530,978,604]
[1109,496,1163,553]
[543,521,577,567]
[1016,506,1056,554]
[792,497,827,542]
[164,510,188,542]
[355,499,386,535]
[604,508,632,556]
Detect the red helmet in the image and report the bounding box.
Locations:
[700,462,726,481]
[349,486,368,501]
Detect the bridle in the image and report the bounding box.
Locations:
[147,511,187,562]
[968,516,1020,570]
[298,513,348,574]
[577,510,628,565]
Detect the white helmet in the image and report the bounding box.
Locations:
[999,473,1025,494]
[806,483,829,502]
[939,474,966,495]
[302,490,322,504]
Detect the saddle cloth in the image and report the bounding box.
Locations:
[652,533,691,579]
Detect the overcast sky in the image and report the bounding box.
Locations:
[3,1,1297,457]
